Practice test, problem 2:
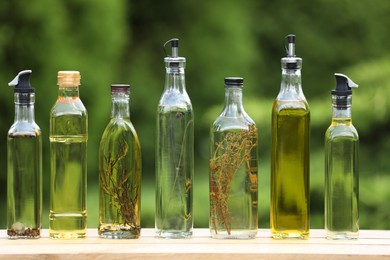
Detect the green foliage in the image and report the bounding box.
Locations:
[0,0,389,230]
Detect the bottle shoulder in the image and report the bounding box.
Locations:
[100,119,141,148]
[276,88,308,103]
[51,98,87,116]
[325,124,359,140]
[102,119,139,138]
[9,121,41,136]
[158,88,192,109]
[212,115,257,133]
[273,99,310,113]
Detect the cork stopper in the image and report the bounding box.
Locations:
[57,71,80,87]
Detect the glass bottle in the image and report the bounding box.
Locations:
[271,34,310,239]
[49,71,88,239]
[209,77,258,239]
[7,70,42,239]
[155,38,194,239]
[325,73,359,240]
[98,84,142,239]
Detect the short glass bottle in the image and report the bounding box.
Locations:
[7,70,42,239]
[209,77,258,239]
[325,74,359,240]
[98,84,142,239]
[49,71,88,239]
[155,38,194,239]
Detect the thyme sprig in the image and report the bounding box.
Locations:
[210,124,258,235]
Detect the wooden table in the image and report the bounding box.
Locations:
[0,229,388,259]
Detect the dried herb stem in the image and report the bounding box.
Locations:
[210,125,257,235]
[100,138,140,235]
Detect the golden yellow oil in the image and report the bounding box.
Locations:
[271,100,310,239]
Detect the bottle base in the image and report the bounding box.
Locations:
[326,231,358,240]
[49,212,87,239]
[155,230,192,239]
[272,231,309,240]
[8,235,40,239]
[7,227,40,239]
[210,230,257,240]
[49,230,86,239]
[99,230,140,239]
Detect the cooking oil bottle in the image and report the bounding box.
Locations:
[98,84,142,239]
[209,77,258,239]
[325,73,359,240]
[271,34,310,239]
[7,70,42,239]
[155,38,194,239]
[49,71,88,239]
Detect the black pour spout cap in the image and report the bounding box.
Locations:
[164,38,179,58]
[282,34,301,69]
[9,70,35,94]
[9,70,35,104]
[286,34,296,57]
[332,73,358,96]
[163,38,186,67]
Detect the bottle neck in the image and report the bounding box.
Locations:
[280,68,303,97]
[164,63,186,93]
[111,92,130,119]
[14,93,35,123]
[58,86,80,100]
[222,86,244,117]
[332,95,352,123]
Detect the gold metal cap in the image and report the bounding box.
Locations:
[57,71,80,87]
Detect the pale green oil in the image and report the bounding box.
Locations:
[209,127,258,239]
[7,134,42,238]
[325,118,359,239]
[156,108,193,238]
[271,100,310,239]
[99,119,142,239]
[50,107,87,239]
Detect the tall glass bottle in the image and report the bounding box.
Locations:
[271,34,310,239]
[98,84,142,239]
[209,77,258,239]
[7,70,42,239]
[325,73,359,240]
[49,71,88,239]
[156,38,194,239]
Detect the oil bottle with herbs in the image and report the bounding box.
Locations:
[98,84,142,239]
[155,38,194,239]
[209,77,258,239]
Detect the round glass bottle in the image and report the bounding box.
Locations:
[209,77,258,239]
[98,84,142,239]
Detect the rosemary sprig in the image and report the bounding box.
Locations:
[100,138,140,235]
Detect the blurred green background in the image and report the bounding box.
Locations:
[0,0,389,230]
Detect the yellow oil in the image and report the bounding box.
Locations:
[271,100,310,239]
[49,135,87,239]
